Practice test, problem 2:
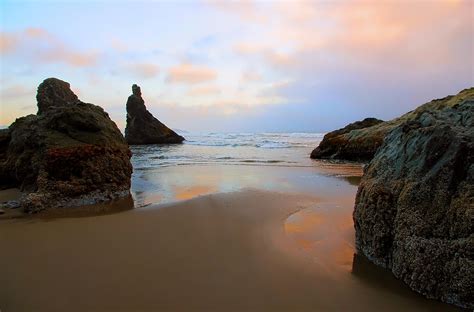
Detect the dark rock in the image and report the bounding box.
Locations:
[37,78,79,114]
[0,208,4,215]
[125,84,184,145]
[0,129,13,190]
[310,118,384,161]
[311,88,474,162]
[353,87,474,309]
[0,78,133,213]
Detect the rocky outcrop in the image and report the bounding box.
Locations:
[310,118,384,161]
[354,88,474,308]
[125,84,184,144]
[0,78,133,213]
[36,78,79,114]
[311,88,474,162]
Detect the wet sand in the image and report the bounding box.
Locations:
[0,186,460,311]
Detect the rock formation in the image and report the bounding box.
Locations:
[125,84,184,144]
[310,118,384,161]
[0,78,133,213]
[354,87,474,308]
[311,88,474,162]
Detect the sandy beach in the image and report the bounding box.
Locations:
[0,164,460,311]
[2,0,472,310]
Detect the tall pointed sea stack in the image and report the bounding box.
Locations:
[125,84,184,144]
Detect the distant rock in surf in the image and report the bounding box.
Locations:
[354,87,474,308]
[310,117,384,161]
[0,78,133,213]
[125,84,184,145]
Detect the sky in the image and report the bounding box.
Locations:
[1,0,473,133]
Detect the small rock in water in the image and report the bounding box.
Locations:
[0,208,4,214]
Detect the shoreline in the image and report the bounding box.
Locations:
[0,187,460,311]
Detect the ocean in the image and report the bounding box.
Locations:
[130,132,363,207]
[131,132,324,169]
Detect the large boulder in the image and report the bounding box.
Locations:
[0,78,133,212]
[311,88,474,162]
[125,84,184,144]
[310,118,384,161]
[354,88,474,308]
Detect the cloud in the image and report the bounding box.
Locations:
[1,27,99,67]
[206,0,266,23]
[259,80,293,96]
[40,49,98,67]
[126,62,160,79]
[233,42,266,55]
[187,84,221,96]
[159,83,288,116]
[0,32,18,54]
[0,85,35,99]
[167,63,217,84]
[241,70,262,82]
[228,1,473,92]
[24,27,50,39]
[110,38,128,52]
[229,1,472,67]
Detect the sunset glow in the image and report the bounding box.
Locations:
[1,0,472,132]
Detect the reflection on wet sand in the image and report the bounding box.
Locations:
[284,199,463,311]
[350,253,463,311]
[285,202,356,274]
[131,164,363,208]
[174,185,218,200]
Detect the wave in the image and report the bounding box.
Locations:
[130,132,321,169]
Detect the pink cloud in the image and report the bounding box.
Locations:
[187,85,221,96]
[110,38,128,52]
[126,63,160,79]
[230,0,472,76]
[39,49,98,67]
[167,63,217,84]
[233,42,266,55]
[0,32,18,54]
[206,0,266,23]
[24,27,51,39]
[1,28,99,67]
[241,70,262,82]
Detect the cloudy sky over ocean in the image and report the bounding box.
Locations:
[1,0,472,132]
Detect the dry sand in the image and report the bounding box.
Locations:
[0,189,460,311]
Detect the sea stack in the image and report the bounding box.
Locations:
[125,84,184,144]
[0,78,133,213]
[354,88,474,308]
